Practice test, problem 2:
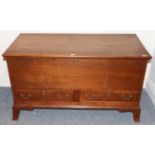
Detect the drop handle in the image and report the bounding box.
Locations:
[65,94,69,97]
[121,94,133,100]
[20,93,32,99]
[86,94,96,100]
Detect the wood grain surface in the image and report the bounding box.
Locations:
[3,34,151,59]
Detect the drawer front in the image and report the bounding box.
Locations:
[8,58,146,91]
[44,89,73,101]
[14,89,74,102]
[80,90,140,102]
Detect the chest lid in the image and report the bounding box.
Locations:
[3,33,151,59]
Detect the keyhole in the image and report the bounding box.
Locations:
[74,58,78,65]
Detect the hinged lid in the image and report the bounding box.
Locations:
[3,33,152,59]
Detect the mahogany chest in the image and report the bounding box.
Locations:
[3,34,151,122]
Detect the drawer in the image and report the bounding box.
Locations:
[44,89,74,101]
[80,90,140,102]
[14,89,43,101]
[14,89,74,102]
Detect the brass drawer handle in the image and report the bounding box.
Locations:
[65,94,69,97]
[20,93,32,99]
[86,94,96,100]
[87,97,94,100]
[121,94,133,100]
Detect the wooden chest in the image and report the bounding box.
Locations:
[3,34,151,122]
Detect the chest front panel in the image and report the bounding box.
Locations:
[8,58,146,91]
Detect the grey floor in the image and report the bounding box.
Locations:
[0,87,155,125]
